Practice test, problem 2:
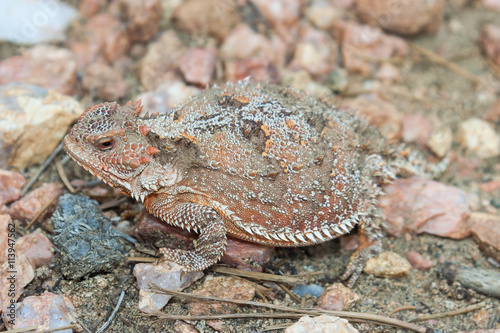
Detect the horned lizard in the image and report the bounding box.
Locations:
[64,82,408,286]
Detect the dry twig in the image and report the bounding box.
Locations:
[21,142,64,197]
[24,195,59,231]
[211,265,304,284]
[55,158,77,193]
[410,42,481,85]
[149,285,427,332]
[95,290,126,333]
[409,302,487,322]
[389,305,418,316]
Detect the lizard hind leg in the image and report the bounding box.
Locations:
[148,200,227,272]
[341,218,382,288]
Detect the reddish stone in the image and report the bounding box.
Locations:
[0,169,26,206]
[406,251,433,270]
[16,232,54,268]
[173,0,240,41]
[82,63,129,100]
[469,213,500,263]
[69,14,130,68]
[225,57,280,84]
[484,98,500,123]
[289,26,338,80]
[379,177,472,239]
[0,254,35,316]
[115,0,163,43]
[401,114,433,147]
[134,211,196,245]
[479,180,500,193]
[249,0,303,43]
[340,95,403,139]
[0,45,77,95]
[355,0,444,35]
[221,238,274,272]
[317,283,359,311]
[79,0,107,18]
[179,48,217,87]
[135,78,200,115]
[3,293,76,331]
[220,24,275,61]
[8,183,63,223]
[0,215,12,264]
[479,24,500,67]
[139,30,186,90]
[189,276,255,315]
[332,21,408,75]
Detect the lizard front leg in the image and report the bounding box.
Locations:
[144,194,227,271]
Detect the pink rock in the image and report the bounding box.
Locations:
[9,183,63,223]
[317,283,359,311]
[139,30,186,90]
[484,98,500,123]
[16,233,54,268]
[305,0,346,31]
[482,0,500,11]
[479,24,500,67]
[220,24,275,61]
[379,177,472,239]
[68,14,130,69]
[375,62,400,85]
[289,26,338,80]
[136,78,200,115]
[249,0,303,43]
[0,170,26,206]
[225,57,280,84]
[401,114,433,147]
[3,293,76,331]
[174,320,199,333]
[189,276,255,315]
[222,238,274,272]
[355,0,444,35]
[179,48,217,87]
[406,251,433,270]
[333,21,408,75]
[340,95,403,139]
[286,315,359,333]
[0,45,77,95]
[82,62,129,100]
[0,254,35,316]
[0,215,14,264]
[115,0,163,43]
[479,180,500,193]
[134,211,196,245]
[173,0,240,41]
[134,261,203,313]
[79,0,107,18]
[469,213,500,263]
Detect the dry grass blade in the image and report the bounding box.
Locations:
[3,326,38,333]
[410,42,481,85]
[149,284,427,332]
[25,195,59,231]
[21,142,64,197]
[95,290,126,333]
[277,282,301,303]
[127,256,156,263]
[409,301,487,322]
[211,265,304,284]
[55,158,77,193]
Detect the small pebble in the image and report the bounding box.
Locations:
[364,251,411,278]
[286,315,359,333]
[317,283,359,311]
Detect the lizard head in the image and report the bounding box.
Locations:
[63,101,159,196]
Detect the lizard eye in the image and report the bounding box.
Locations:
[95,138,115,151]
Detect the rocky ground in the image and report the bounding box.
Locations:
[0,0,499,332]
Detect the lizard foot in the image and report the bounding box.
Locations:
[341,237,382,288]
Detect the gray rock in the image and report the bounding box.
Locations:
[52,194,129,279]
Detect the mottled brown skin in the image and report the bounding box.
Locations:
[64,82,401,285]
